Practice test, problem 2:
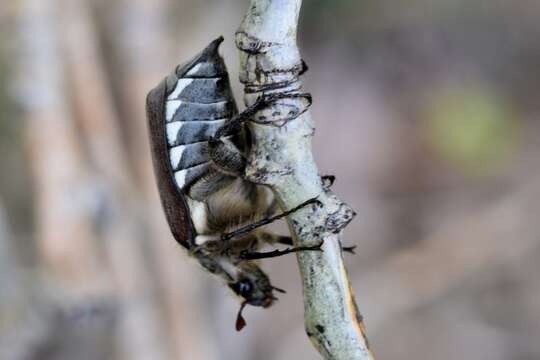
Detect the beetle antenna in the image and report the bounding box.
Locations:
[272,286,287,294]
[235,301,248,331]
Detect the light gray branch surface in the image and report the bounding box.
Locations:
[236,1,374,359]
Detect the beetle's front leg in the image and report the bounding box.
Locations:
[194,232,323,261]
[238,243,323,260]
[273,235,356,254]
[192,233,259,260]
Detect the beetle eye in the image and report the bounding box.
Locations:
[236,280,252,297]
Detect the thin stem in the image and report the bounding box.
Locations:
[236,1,375,359]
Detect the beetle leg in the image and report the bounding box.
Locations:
[194,232,262,258]
[273,235,356,254]
[210,98,265,141]
[220,197,321,242]
[238,243,323,260]
[210,92,311,142]
[207,137,246,177]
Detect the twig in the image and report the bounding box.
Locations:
[236,1,374,359]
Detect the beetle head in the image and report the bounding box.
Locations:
[229,264,275,308]
[228,262,286,331]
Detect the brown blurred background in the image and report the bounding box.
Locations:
[2,0,540,359]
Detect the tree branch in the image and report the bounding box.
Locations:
[236,1,374,358]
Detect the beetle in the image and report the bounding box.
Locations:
[146,37,320,330]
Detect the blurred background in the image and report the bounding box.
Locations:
[1,0,540,359]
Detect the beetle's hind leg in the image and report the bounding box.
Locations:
[207,137,246,177]
[206,98,267,176]
[206,97,279,178]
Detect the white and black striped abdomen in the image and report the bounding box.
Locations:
[163,38,239,193]
[148,37,273,248]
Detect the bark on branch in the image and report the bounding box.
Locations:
[237,1,374,359]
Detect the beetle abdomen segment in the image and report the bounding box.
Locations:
[169,142,208,170]
[174,163,211,189]
[166,120,227,146]
[166,100,234,122]
[168,78,232,104]
[168,135,233,172]
[163,38,239,194]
